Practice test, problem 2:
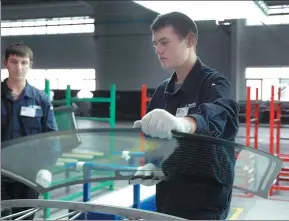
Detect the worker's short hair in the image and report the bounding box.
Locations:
[150,11,198,42]
[5,42,33,61]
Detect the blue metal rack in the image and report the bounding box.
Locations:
[67,152,156,220]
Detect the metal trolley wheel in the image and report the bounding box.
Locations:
[1,199,185,220]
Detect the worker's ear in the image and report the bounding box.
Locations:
[3,59,8,68]
[29,61,33,68]
[186,33,196,48]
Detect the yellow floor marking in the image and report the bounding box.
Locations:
[229,207,244,220]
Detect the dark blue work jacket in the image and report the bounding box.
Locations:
[1,78,58,141]
[1,79,59,182]
[146,58,240,220]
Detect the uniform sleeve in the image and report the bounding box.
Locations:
[43,101,58,132]
[187,75,239,141]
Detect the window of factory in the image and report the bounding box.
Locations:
[1,68,96,91]
[1,16,95,36]
[262,78,280,101]
[280,79,289,101]
[246,79,262,100]
[246,67,289,101]
[246,14,289,26]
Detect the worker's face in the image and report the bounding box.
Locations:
[152,26,196,70]
[4,54,32,81]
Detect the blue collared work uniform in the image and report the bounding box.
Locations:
[1,78,58,220]
[146,58,240,220]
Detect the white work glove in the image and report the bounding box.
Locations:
[133,109,192,139]
[129,163,164,186]
[35,169,52,188]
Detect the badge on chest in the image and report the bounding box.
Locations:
[20,105,42,118]
[175,102,197,117]
[20,106,36,117]
[176,107,189,117]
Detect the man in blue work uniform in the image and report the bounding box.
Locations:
[132,12,239,220]
[1,42,58,219]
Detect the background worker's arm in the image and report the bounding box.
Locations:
[43,101,58,132]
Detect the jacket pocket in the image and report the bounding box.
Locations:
[20,109,43,135]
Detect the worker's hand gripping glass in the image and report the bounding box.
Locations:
[133,109,192,139]
[130,163,164,186]
[131,109,192,186]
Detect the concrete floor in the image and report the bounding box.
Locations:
[230,194,289,220]
[30,118,289,220]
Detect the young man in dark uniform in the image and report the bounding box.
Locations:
[132,12,239,220]
[1,42,59,219]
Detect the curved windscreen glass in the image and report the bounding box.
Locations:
[1,127,283,199]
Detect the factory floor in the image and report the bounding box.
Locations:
[32,119,289,220]
[230,192,289,220]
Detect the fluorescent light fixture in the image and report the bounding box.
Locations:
[246,14,289,26]
[1,16,95,36]
[133,1,266,21]
[269,5,289,14]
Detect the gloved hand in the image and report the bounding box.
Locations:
[133,109,192,139]
[129,163,164,186]
[35,169,52,188]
